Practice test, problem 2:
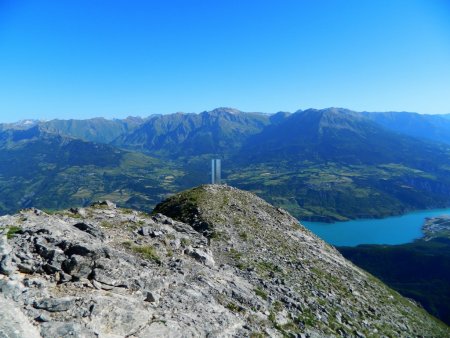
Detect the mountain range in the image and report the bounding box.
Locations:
[1,107,450,222]
[113,108,271,158]
[362,111,450,145]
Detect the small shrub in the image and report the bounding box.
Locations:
[166,248,173,257]
[238,231,248,240]
[131,245,161,264]
[272,300,283,312]
[228,248,242,260]
[100,221,114,229]
[226,302,244,313]
[166,233,176,240]
[180,238,190,247]
[122,241,132,249]
[236,262,248,270]
[6,226,21,239]
[256,261,282,274]
[298,308,318,327]
[268,311,276,323]
[254,287,268,300]
[210,230,227,240]
[250,333,265,338]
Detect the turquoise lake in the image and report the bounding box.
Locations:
[302,208,450,247]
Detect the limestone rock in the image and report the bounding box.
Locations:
[40,322,95,338]
[72,222,105,239]
[33,297,75,312]
[0,295,41,338]
[185,247,215,267]
[0,185,447,337]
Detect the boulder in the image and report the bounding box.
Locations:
[72,222,105,239]
[185,247,215,267]
[62,255,92,280]
[33,297,75,312]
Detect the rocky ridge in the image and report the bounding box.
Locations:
[0,185,448,337]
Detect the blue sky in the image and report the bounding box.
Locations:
[0,0,449,122]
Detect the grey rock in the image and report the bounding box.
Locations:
[62,255,93,279]
[58,271,73,283]
[0,235,12,256]
[0,295,41,338]
[33,297,75,312]
[36,313,51,322]
[144,291,159,303]
[138,226,164,238]
[63,243,96,257]
[17,262,35,274]
[185,247,215,267]
[34,238,58,260]
[40,321,95,338]
[139,226,151,236]
[152,230,164,237]
[91,267,118,286]
[171,220,199,236]
[87,296,154,336]
[0,278,25,301]
[72,222,105,239]
[91,257,132,288]
[0,254,16,275]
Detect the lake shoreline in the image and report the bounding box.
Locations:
[301,204,450,224]
[302,207,450,247]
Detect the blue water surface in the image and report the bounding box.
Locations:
[301,208,450,247]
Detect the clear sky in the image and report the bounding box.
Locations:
[0,0,449,122]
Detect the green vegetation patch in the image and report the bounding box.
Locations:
[122,241,161,265]
[238,231,248,240]
[254,287,268,300]
[226,302,245,313]
[132,245,161,264]
[100,221,115,228]
[256,260,282,276]
[6,226,21,239]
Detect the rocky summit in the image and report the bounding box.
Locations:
[0,185,448,337]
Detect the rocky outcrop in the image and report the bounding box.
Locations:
[0,186,448,337]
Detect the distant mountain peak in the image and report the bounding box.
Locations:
[207,107,243,115]
[0,119,41,131]
[301,107,356,115]
[290,107,365,128]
